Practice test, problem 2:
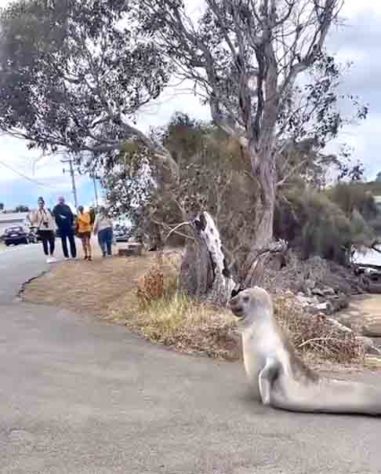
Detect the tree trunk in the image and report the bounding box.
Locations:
[241,148,287,287]
[180,211,235,306]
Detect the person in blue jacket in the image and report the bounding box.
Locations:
[53,196,77,259]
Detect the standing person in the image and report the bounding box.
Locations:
[29,197,56,263]
[53,196,77,260]
[93,207,113,257]
[76,206,92,261]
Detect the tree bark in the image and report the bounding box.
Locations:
[179,212,235,306]
[241,148,287,287]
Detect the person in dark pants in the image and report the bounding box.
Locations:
[29,197,56,263]
[93,207,113,257]
[53,196,77,259]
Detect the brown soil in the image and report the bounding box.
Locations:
[23,254,155,316]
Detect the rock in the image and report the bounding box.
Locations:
[295,294,319,308]
[327,317,352,333]
[328,293,349,313]
[311,288,325,297]
[362,315,381,338]
[364,355,381,369]
[356,336,381,356]
[335,313,354,330]
[311,286,336,297]
[322,287,336,296]
[313,301,334,315]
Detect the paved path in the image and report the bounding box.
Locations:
[1,246,381,473]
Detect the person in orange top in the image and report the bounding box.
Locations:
[76,206,93,261]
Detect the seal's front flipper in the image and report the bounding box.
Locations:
[258,357,280,405]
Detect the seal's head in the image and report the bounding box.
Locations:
[229,286,273,325]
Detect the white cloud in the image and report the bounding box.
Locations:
[341,0,381,17]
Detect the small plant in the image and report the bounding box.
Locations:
[139,292,191,342]
[136,265,165,305]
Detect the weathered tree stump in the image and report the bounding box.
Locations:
[180,211,235,306]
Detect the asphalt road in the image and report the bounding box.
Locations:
[0,245,381,473]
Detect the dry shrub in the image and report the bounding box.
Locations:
[136,251,182,305]
[274,294,365,364]
[137,265,165,304]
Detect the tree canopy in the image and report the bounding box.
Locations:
[0,0,177,174]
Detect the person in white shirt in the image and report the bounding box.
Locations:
[93,207,113,257]
[29,197,56,263]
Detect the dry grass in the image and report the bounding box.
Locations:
[23,254,155,316]
[108,255,240,360]
[110,292,240,360]
[23,250,367,365]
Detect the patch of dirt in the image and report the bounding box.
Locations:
[23,254,155,316]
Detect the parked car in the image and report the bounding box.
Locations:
[113,224,131,243]
[2,226,30,246]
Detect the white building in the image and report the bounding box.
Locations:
[0,212,29,236]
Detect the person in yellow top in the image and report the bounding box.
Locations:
[76,206,93,261]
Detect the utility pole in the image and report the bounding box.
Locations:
[91,172,99,208]
[61,156,78,210]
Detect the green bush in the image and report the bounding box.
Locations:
[328,182,378,221]
[275,188,374,264]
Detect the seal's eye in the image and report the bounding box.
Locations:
[243,296,249,303]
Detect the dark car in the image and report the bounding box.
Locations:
[114,225,131,243]
[2,226,29,246]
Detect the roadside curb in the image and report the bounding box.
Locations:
[16,269,49,302]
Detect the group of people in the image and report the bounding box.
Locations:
[28,196,114,263]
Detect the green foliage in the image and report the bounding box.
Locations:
[328,182,378,221]
[275,188,374,264]
[0,0,169,156]
[105,111,377,267]
[102,112,257,263]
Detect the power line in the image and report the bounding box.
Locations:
[0,159,55,188]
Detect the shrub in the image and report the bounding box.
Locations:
[274,294,365,364]
[275,188,374,264]
[136,265,165,305]
[328,182,379,221]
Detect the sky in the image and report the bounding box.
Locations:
[0,0,381,210]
